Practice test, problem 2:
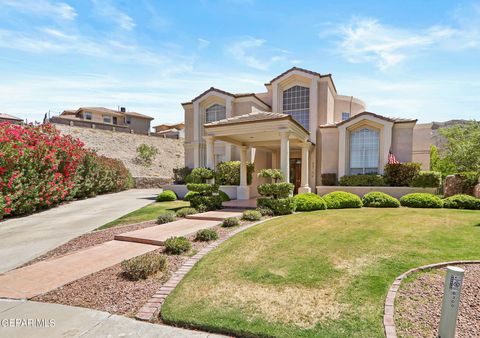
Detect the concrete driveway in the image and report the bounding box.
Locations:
[0,189,160,273]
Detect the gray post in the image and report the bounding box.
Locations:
[438,266,465,338]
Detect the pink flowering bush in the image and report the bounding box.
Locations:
[0,123,132,219]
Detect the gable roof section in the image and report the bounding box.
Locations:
[0,113,23,121]
[181,87,271,108]
[319,111,417,128]
[204,110,309,134]
[265,66,337,94]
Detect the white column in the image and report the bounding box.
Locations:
[237,145,250,200]
[298,142,311,194]
[204,136,215,169]
[280,131,290,182]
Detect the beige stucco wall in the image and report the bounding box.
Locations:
[412,123,433,170]
[232,101,267,117]
[333,97,366,122]
[184,105,194,143]
[391,123,415,163]
[317,81,329,125]
[318,128,339,181]
[128,117,151,134]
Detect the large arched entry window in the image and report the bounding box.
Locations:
[282,85,309,130]
[349,128,380,174]
[205,104,226,123]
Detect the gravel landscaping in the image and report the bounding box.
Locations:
[31,221,254,317]
[395,264,480,338]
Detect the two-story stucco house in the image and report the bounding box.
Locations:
[182,67,430,199]
[56,107,153,134]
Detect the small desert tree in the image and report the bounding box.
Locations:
[136,144,158,166]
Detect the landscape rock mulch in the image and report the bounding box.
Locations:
[395,264,480,338]
[31,222,248,317]
[20,220,161,268]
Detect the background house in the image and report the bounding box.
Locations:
[153,122,185,139]
[0,113,23,124]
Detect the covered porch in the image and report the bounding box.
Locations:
[204,110,313,200]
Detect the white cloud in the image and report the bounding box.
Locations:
[227,37,287,70]
[197,38,210,49]
[91,0,135,31]
[0,0,77,20]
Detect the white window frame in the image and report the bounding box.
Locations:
[205,104,226,123]
[282,85,310,130]
[349,127,380,175]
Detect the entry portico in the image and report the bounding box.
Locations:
[203,109,312,200]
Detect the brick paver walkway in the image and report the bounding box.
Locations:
[0,209,244,300]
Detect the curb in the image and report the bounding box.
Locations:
[135,217,275,321]
[384,260,480,338]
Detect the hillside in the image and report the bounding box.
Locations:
[55,125,184,179]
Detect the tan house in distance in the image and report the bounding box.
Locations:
[182,67,432,199]
[0,113,23,124]
[153,122,185,139]
[55,107,153,134]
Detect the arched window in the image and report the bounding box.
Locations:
[282,85,309,130]
[350,128,380,174]
[205,104,226,123]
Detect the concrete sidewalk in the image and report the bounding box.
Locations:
[0,300,226,338]
[0,189,160,273]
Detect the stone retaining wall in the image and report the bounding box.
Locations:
[134,177,172,189]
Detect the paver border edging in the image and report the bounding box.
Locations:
[384,259,480,338]
[135,217,277,321]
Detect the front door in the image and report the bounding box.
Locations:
[289,158,301,194]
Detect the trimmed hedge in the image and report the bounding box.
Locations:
[321,173,337,186]
[400,193,443,208]
[183,191,199,201]
[257,182,294,199]
[190,167,215,181]
[443,194,480,210]
[256,207,274,216]
[339,174,386,187]
[156,190,177,202]
[410,171,442,188]
[189,195,223,211]
[186,183,219,195]
[323,191,363,209]
[257,197,296,215]
[362,192,400,208]
[293,193,327,211]
[218,190,230,202]
[457,172,480,195]
[121,253,167,280]
[241,210,262,221]
[195,229,219,241]
[215,161,254,185]
[175,207,198,217]
[165,236,191,255]
[384,163,421,186]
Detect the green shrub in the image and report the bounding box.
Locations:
[173,167,192,184]
[384,163,421,186]
[185,174,202,184]
[175,207,198,217]
[186,183,219,195]
[362,192,400,208]
[189,195,223,211]
[121,253,167,280]
[156,211,176,224]
[321,173,337,186]
[156,190,177,202]
[136,144,158,166]
[323,191,363,209]
[256,207,274,217]
[165,236,191,254]
[400,193,443,208]
[190,167,214,182]
[410,171,442,188]
[0,195,4,220]
[183,191,199,201]
[195,229,219,241]
[241,210,262,221]
[257,197,296,215]
[222,217,240,227]
[215,161,254,185]
[457,172,480,195]
[339,174,386,187]
[218,190,230,202]
[443,194,480,210]
[293,193,327,211]
[257,182,294,198]
[257,169,284,183]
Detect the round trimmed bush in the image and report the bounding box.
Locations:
[176,207,198,217]
[293,193,327,211]
[222,217,240,227]
[183,191,199,201]
[156,190,177,202]
[257,197,296,215]
[362,192,400,208]
[195,229,219,242]
[400,193,443,208]
[218,190,231,202]
[165,236,191,254]
[241,210,262,221]
[323,191,363,209]
[156,211,176,224]
[443,194,480,210]
[256,207,274,217]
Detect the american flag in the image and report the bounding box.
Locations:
[388,151,400,164]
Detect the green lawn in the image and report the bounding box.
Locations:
[96,200,189,230]
[161,208,480,338]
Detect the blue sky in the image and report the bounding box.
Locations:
[0,0,479,124]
